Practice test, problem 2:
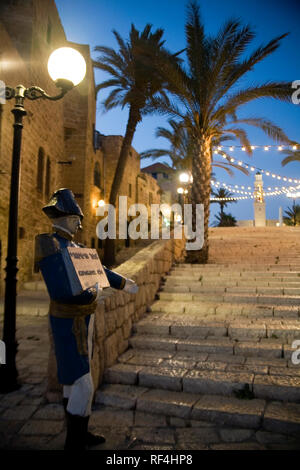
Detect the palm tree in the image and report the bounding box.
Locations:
[213,212,237,227]
[140,119,250,178]
[151,1,295,263]
[210,187,237,215]
[283,204,300,226]
[93,24,181,265]
[281,149,300,167]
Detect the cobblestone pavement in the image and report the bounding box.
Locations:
[0,314,300,450]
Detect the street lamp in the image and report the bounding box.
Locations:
[0,47,86,392]
[179,172,190,184]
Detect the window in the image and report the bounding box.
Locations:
[45,157,51,199]
[64,127,74,141]
[128,183,132,198]
[94,161,101,188]
[37,148,44,192]
[91,238,95,248]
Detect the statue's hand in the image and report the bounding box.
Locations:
[94,282,102,300]
[123,278,139,294]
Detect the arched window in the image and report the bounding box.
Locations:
[37,148,44,192]
[45,157,51,199]
[94,161,101,188]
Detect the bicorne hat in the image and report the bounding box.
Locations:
[42,188,84,220]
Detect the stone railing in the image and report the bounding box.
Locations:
[46,236,186,401]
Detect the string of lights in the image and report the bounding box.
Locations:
[210,180,300,200]
[211,180,300,194]
[213,144,298,151]
[214,154,300,184]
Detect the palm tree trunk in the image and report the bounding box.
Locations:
[103,106,141,267]
[186,137,211,264]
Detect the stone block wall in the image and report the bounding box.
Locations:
[46,235,186,401]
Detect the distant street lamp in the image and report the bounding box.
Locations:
[0,47,86,393]
[179,172,190,184]
[179,171,193,204]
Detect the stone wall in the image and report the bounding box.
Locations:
[46,234,186,401]
[0,0,161,292]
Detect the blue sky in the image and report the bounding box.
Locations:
[55,0,300,225]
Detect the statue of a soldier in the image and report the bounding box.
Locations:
[35,188,138,451]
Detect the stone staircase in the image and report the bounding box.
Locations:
[94,227,300,441]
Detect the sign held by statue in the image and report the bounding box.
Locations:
[63,247,110,295]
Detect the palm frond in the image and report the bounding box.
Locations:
[228,117,293,144]
[281,150,300,167]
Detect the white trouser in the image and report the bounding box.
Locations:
[63,314,95,417]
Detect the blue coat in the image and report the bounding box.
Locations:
[36,232,126,385]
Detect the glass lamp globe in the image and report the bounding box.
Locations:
[47,47,86,87]
[179,172,189,183]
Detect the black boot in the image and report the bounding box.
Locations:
[64,411,88,451]
[63,398,105,447]
[85,415,106,447]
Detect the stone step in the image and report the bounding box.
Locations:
[0,296,49,316]
[117,348,300,379]
[22,281,47,292]
[103,361,300,402]
[152,299,300,319]
[133,318,300,340]
[94,384,300,435]
[159,291,300,306]
[163,283,300,295]
[167,276,300,286]
[170,271,300,279]
[117,348,291,369]
[128,334,289,359]
[171,269,300,279]
[174,264,300,271]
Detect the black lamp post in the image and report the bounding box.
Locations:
[0,47,87,392]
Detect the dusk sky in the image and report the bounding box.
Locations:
[55,0,300,225]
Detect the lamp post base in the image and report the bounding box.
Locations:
[0,368,20,393]
[0,340,20,393]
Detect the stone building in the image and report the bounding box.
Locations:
[96,134,161,245]
[0,0,160,292]
[141,162,177,205]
